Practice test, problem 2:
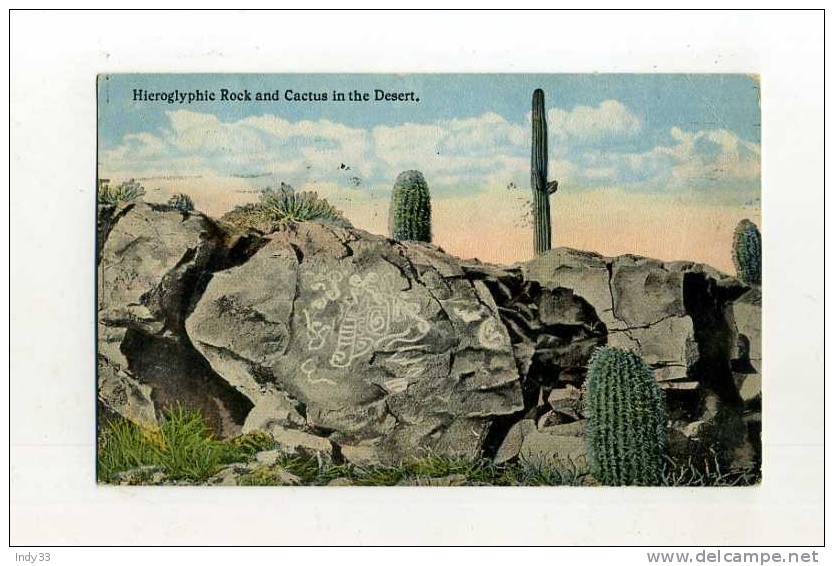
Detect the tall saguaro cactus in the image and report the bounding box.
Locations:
[531,89,559,255]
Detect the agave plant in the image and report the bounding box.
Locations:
[168,192,195,213]
[258,185,348,225]
[222,183,350,232]
[97,179,146,206]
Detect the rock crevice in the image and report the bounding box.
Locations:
[98,207,760,471]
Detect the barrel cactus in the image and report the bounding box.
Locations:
[168,192,194,213]
[732,219,761,286]
[585,347,667,486]
[389,170,431,242]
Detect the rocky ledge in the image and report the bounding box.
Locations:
[97,202,761,475]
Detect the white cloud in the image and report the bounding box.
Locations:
[101,109,375,180]
[371,112,527,186]
[539,100,642,144]
[100,103,757,203]
[102,110,531,193]
[664,126,761,186]
[573,126,761,195]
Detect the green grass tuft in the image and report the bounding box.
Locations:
[236,452,587,487]
[503,455,588,486]
[99,409,758,486]
[229,430,275,456]
[97,405,268,483]
[96,417,161,482]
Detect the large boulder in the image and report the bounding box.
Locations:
[96,202,252,436]
[98,202,221,335]
[186,223,604,462]
[729,287,762,469]
[523,248,747,398]
[523,248,760,471]
[731,288,762,376]
[494,418,588,470]
[97,203,760,475]
[185,223,524,462]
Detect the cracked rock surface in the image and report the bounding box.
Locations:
[184,223,588,463]
[97,205,760,471]
[522,247,759,470]
[97,202,253,436]
[523,248,747,395]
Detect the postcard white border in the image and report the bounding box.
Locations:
[8,8,825,547]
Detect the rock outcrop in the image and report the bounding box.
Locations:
[96,202,253,436]
[522,248,760,470]
[97,205,761,474]
[523,248,746,390]
[185,223,603,463]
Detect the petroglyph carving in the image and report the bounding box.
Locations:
[310,271,343,309]
[300,358,336,386]
[303,309,333,351]
[304,270,432,374]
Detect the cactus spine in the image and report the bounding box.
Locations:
[585,347,667,486]
[732,219,761,286]
[389,170,432,242]
[531,89,559,255]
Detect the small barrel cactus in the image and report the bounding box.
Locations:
[168,192,195,213]
[732,219,761,286]
[389,170,431,242]
[585,347,667,486]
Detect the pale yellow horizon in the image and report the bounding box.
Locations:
[107,175,760,275]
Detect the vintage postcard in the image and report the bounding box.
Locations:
[95,73,761,487]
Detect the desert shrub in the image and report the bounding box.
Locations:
[167,192,194,213]
[97,178,146,206]
[585,347,667,486]
[389,170,432,242]
[222,183,350,232]
[732,219,761,286]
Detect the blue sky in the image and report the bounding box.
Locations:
[98,73,761,204]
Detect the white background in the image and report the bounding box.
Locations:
[7,7,826,552]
